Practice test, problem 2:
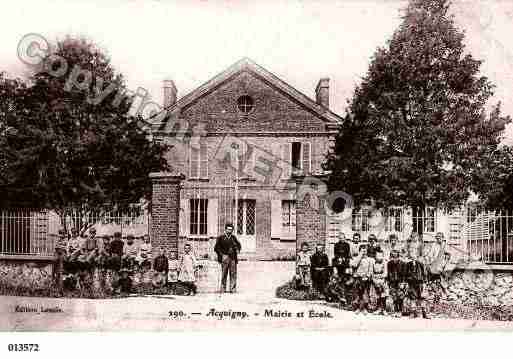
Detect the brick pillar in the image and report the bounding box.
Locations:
[294,175,327,262]
[150,172,185,260]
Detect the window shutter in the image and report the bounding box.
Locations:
[179,198,189,237]
[290,201,296,228]
[271,199,282,239]
[207,198,218,238]
[281,143,291,178]
[239,141,248,175]
[302,142,311,174]
[200,142,208,178]
[190,145,199,178]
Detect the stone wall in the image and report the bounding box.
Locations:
[0,259,54,295]
[0,256,221,297]
[431,269,513,307]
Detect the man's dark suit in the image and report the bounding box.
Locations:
[214,233,242,293]
[333,240,351,277]
[310,251,330,293]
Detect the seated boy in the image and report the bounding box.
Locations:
[84,228,99,253]
[136,235,152,269]
[325,272,345,304]
[67,228,84,255]
[122,234,138,270]
[367,234,382,259]
[96,235,112,268]
[115,269,133,295]
[152,248,169,288]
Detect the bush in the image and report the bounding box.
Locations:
[275,280,323,301]
[268,254,296,262]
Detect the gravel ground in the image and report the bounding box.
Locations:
[1,261,513,331]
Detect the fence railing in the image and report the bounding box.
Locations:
[56,208,149,237]
[0,207,149,258]
[465,208,513,264]
[0,209,54,257]
[2,205,513,264]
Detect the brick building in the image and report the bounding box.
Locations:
[152,58,341,260]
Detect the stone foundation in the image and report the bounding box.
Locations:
[431,270,513,307]
[0,259,55,296]
[0,257,221,298]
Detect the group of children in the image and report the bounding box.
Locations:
[55,228,153,293]
[296,232,453,319]
[55,228,202,295]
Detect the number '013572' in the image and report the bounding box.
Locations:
[7,344,40,352]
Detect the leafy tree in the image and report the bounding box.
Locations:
[473,145,513,210]
[325,0,511,224]
[0,37,169,229]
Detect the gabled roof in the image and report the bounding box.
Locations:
[152,58,343,130]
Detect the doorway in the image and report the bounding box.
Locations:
[236,199,256,253]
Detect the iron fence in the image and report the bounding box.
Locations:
[0,209,54,257]
[0,207,149,257]
[57,207,149,238]
[465,208,513,264]
[3,204,513,264]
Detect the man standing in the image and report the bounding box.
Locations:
[84,227,99,253]
[152,248,169,288]
[332,233,351,278]
[350,233,361,257]
[310,244,330,297]
[214,223,242,293]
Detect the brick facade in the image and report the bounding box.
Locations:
[179,71,328,133]
[295,176,327,254]
[149,172,185,260]
[153,59,341,260]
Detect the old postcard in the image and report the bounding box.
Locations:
[1,0,513,339]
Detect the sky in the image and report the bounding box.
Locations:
[1,0,512,143]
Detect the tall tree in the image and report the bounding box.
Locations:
[325,0,510,219]
[0,37,169,228]
[473,144,513,210]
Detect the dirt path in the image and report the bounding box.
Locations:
[1,261,512,331]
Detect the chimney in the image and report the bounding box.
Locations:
[163,79,177,108]
[315,78,330,109]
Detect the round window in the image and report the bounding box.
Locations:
[237,95,254,114]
